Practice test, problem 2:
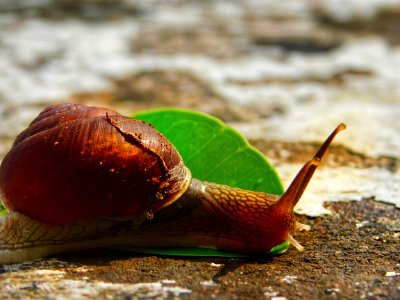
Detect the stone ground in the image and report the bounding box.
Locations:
[0,1,399,299]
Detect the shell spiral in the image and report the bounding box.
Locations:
[0,104,191,224]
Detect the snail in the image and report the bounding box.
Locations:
[0,103,345,264]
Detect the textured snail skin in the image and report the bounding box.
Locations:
[0,104,345,264]
[128,178,297,254]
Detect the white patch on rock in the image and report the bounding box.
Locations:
[385,271,400,277]
[276,164,400,216]
[318,0,400,22]
[281,275,298,284]
[200,280,217,287]
[1,267,192,298]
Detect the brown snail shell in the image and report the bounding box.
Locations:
[0,104,191,224]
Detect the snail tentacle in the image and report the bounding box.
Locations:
[286,234,304,252]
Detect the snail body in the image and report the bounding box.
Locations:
[0,104,345,264]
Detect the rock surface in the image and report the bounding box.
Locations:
[0,0,399,299]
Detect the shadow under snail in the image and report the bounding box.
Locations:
[0,103,345,264]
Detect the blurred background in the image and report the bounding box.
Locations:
[0,0,399,215]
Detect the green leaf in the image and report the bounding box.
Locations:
[129,108,289,257]
[113,241,290,257]
[0,201,7,217]
[133,108,284,194]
